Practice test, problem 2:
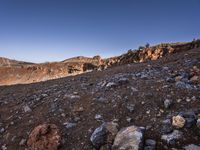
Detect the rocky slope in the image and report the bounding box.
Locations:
[1,39,200,85]
[103,39,200,67]
[0,56,102,85]
[0,43,199,150]
[0,57,33,67]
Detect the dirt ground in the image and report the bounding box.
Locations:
[0,47,200,150]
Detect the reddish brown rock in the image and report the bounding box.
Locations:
[27,124,61,150]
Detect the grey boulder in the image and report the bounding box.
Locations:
[112,125,145,150]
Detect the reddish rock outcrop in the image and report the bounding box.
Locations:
[104,39,200,66]
[27,124,61,150]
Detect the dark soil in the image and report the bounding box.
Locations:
[0,47,200,150]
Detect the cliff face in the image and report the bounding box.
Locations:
[0,39,200,85]
[103,39,200,66]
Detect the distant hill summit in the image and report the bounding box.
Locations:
[0,57,34,67]
[0,39,200,85]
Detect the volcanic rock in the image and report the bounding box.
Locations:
[184,144,200,150]
[164,99,173,109]
[23,105,32,113]
[172,115,186,128]
[161,130,183,145]
[161,119,173,134]
[112,125,145,150]
[90,122,118,149]
[197,119,200,129]
[27,124,61,150]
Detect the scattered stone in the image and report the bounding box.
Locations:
[161,130,183,145]
[126,103,135,113]
[64,94,80,99]
[112,118,119,123]
[163,67,169,70]
[112,125,145,150]
[27,124,61,150]
[145,139,156,147]
[175,81,192,89]
[144,146,155,150]
[106,82,116,88]
[126,117,132,123]
[95,114,103,121]
[141,74,148,79]
[160,109,164,113]
[74,117,81,122]
[164,99,173,109]
[191,96,196,101]
[177,99,182,103]
[11,136,16,142]
[41,93,48,97]
[10,121,14,125]
[100,144,112,150]
[1,144,7,150]
[161,119,173,134]
[166,77,175,83]
[184,144,200,150]
[144,139,156,150]
[131,87,138,92]
[197,119,200,129]
[186,98,191,102]
[0,127,5,133]
[175,75,183,81]
[184,118,196,128]
[73,106,84,112]
[190,75,199,82]
[118,77,129,85]
[61,113,65,117]
[19,138,26,146]
[63,122,77,129]
[180,111,196,118]
[23,105,32,113]
[172,115,186,128]
[90,122,118,149]
[145,125,152,130]
[95,97,108,104]
[50,103,59,113]
[146,110,150,114]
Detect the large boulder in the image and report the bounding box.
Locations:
[27,124,61,150]
[112,125,145,150]
[90,122,118,149]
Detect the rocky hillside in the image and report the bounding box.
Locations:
[103,39,200,67]
[0,42,200,150]
[0,57,33,67]
[0,39,200,85]
[0,56,102,85]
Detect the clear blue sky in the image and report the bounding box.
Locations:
[0,0,199,63]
